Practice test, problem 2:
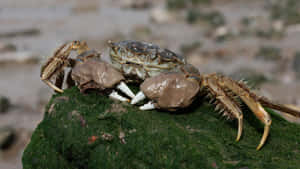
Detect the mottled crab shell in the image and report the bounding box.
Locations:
[141,73,200,111]
[109,40,186,81]
[71,59,125,92]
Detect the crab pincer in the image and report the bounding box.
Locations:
[71,58,135,102]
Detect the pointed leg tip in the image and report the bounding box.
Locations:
[256,124,271,151]
[235,136,241,142]
[235,129,241,142]
[256,146,262,151]
[256,142,264,151]
[56,89,64,93]
[236,117,243,142]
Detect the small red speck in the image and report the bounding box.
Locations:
[212,162,218,169]
[88,136,99,144]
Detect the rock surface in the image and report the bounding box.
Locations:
[22,87,300,169]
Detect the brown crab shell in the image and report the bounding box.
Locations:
[71,59,125,92]
[140,73,200,111]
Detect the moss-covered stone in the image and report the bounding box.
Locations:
[23,87,300,169]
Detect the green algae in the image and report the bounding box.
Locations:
[23,87,300,169]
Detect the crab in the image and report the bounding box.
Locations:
[41,40,300,150]
[108,40,300,150]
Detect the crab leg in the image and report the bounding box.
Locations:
[258,97,300,117]
[109,90,130,102]
[203,77,244,141]
[116,82,135,99]
[131,91,146,104]
[211,74,272,150]
[43,79,64,93]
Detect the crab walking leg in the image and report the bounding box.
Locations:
[203,77,244,141]
[139,101,156,110]
[258,97,300,117]
[109,90,130,102]
[214,75,272,150]
[43,79,64,93]
[131,91,146,104]
[116,82,135,99]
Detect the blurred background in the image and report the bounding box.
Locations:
[0,0,300,168]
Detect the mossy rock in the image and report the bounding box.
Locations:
[22,87,300,169]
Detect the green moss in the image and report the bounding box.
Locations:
[23,87,300,169]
